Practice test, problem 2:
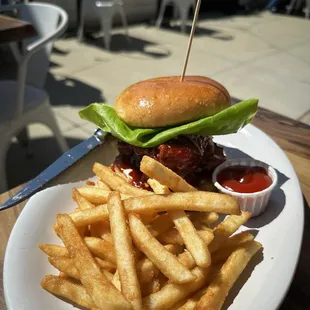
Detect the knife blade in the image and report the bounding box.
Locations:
[0,129,108,212]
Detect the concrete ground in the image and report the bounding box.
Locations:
[3,10,310,189]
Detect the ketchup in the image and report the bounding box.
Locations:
[217,166,272,193]
[111,155,149,190]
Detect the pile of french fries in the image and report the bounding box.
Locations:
[39,155,263,310]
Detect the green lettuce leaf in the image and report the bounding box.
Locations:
[79,98,258,148]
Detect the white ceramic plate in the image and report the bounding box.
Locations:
[3,124,304,310]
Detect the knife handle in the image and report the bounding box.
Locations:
[94,129,107,142]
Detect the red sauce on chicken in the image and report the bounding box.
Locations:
[111,155,149,190]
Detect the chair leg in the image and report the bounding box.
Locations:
[173,5,178,20]
[0,146,8,194]
[306,0,310,18]
[42,107,69,153]
[179,7,189,33]
[78,0,85,41]
[296,0,303,10]
[156,0,168,28]
[286,0,297,14]
[119,5,130,41]
[16,127,33,157]
[99,13,114,50]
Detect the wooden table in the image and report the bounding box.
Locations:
[0,15,37,44]
[0,107,309,309]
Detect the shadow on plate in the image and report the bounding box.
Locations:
[221,249,264,310]
[222,145,289,227]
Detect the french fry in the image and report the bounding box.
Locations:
[145,181,173,237]
[70,191,239,227]
[164,243,184,255]
[196,241,263,310]
[209,211,252,253]
[90,220,113,244]
[93,162,151,196]
[147,213,174,237]
[84,237,116,263]
[41,275,95,308]
[72,189,93,237]
[141,278,161,297]
[140,213,157,224]
[158,227,213,245]
[69,204,108,226]
[48,257,114,282]
[108,192,143,310]
[73,188,114,242]
[147,178,171,194]
[77,187,131,204]
[136,244,182,285]
[73,188,95,209]
[143,162,213,268]
[136,258,159,284]
[129,214,195,284]
[95,257,117,271]
[146,177,210,267]
[97,178,111,191]
[142,266,210,310]
[39,244,69,258]
[189,211,219,227]
[168,210,211,268]
[212,231,255,263]
[48,257,80,280]
[103,269,114,282]
[177,264,223,310]
[56,214,132,310]
[124,192,240,215]
[58,271,70,279]
[140,156,196,192]
[112,270,121,290]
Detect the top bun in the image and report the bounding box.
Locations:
[115,76,231,128]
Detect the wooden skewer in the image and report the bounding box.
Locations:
[180,0,202,82]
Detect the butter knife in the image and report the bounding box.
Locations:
[0,129,108,211]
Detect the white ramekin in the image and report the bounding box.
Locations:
[212,158,278,217]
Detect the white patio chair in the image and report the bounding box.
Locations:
[156,0,196,33]
[303,0,310,18]
[0,2,69,193]
[286,0,304,14]
[78,0,129,51]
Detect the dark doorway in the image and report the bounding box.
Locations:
[155,0,243,19]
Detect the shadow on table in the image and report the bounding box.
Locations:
[222,146,289,228]
[280,197,310,310]
[6,136,84,190]
[82,33,171,58]
[45,73,105,108]
[157,23,234,41]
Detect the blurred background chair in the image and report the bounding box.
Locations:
[286,0,310,17]
[303,0,310,17]
[156,0,196,33]
[78,0,129,50]
[0,2,69,193]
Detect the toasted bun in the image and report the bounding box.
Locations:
[115,76,231,128]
